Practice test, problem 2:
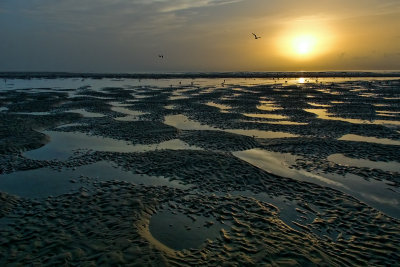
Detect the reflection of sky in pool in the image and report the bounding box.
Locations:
[164,114,298,138]
[0,161,188,199]
[1,76,399,224]
[234,148,400,219]
[24,131,202,161]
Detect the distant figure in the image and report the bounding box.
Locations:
[158,54,164,59]
[252,33,261,39]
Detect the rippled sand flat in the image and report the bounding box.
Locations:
[0,76,399,265]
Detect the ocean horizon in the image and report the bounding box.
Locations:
[1,70,400,79]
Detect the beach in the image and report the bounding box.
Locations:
[0,75,399,265]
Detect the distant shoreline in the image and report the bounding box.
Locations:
[1,71,400,79]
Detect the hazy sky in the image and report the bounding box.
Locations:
[1,0,399,72]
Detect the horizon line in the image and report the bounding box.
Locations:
[1,70,400,79]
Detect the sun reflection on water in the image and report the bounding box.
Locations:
[298,77,306,83]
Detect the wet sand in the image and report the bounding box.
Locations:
[0,76,399,265]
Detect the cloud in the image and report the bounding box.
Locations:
[156,0,242,12]
[18,0,243,18]
[8,0,242,37]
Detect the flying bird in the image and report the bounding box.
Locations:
[252,33,261,39]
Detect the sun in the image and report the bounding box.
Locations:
[275,21,335,61]
[292,35,316,56]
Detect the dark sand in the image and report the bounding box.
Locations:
[0,76,399,265]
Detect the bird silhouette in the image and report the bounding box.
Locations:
[252,33,261,39]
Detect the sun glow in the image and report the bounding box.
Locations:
[293,35,316,55]
[275,19,335,62]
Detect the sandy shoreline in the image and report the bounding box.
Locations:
[1,77,399,265]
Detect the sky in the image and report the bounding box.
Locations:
[0,0,399,72]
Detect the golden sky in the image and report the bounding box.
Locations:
[0,0,399,72]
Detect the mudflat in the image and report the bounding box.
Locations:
[0,76,399,265]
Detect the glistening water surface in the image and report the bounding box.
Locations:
[164,114,299,138]
[233,148,400,219]
[1,76,400,265]
[0,161,188,198]
[24,131,202,161]
[149,209,230,250]
[338,134,400,146]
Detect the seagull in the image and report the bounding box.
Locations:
[252,33,261,39]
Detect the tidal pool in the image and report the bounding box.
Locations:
[24,131,202,161]
[111,106,148,121]
[164,114,298,138]
[149,209,230,250]
[234,148,400,219]
[66,108,105,118]
[305,108,400,126]
[243,113,288,120]
[0,161,188,198]
[328,153,400,173]
[205,102,231,112]
[338,134,400,146]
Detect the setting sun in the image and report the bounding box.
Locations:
[293,35,316,55]
[275,19,336,63]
